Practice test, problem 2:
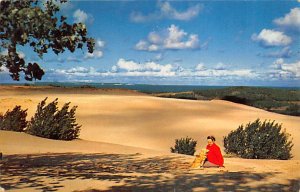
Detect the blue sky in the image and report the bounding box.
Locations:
[1,0,300,86]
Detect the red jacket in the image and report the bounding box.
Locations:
[206,143,224,166]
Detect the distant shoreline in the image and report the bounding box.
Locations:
[0,85,146,96]
[0,82,299,94]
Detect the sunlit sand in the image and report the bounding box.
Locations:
[0,86,299,191]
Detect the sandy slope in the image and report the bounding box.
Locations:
[0,86,299,159]
[0,130,161,156]
[1,130,300,192]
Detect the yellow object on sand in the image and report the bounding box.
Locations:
[191,148,208,168]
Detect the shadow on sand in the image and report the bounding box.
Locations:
[0,153,299,192]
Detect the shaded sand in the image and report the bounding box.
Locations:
[0,86,300,191]
[1,131,300,192]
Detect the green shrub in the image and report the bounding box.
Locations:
[26,97,81,140]
[0,106,28,132]
[224,119,293,160]
[170,137,197,156]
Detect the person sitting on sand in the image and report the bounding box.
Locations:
[202,135,224,168]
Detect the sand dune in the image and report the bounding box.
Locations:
[0,86,299,159]
[0,86,300,191]
[0,130,161,156]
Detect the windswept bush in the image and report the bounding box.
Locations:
[171,137,197,156]
[224,119,293,160]
[0,106,28,132]
[26,97,81,140]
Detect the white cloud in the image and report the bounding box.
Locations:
[148,32,162,44]
[78,59,174,77]
[171,61,254,79]
[46,58,299,84]
[148,44,159,51]
[159,2,202,21]
[111,65,118,73]
[135,25,200,51]
[73,9,88,23]
[112,59,255,79]
[49,59,274,83]
[274,7,300,32]
[119,70,174,77]
[114,58,175,77]
[280,61,300,77]
[116,58,141,71]
[273,58,285,66]
[65,66,91,74]
[190,63,254,78]
[85,50,103,59]
[130,2,202,22]
[96,39,105,48]
[195,63,206,71]
[164,25,199,49]
[252,29,292,47]
[84,39,105,59]
[134,40,160,52]
[55,66,98,77]
[214,62,227,70]
[270,58,300,79]
[135,40,149,51]
[193,69,254,78]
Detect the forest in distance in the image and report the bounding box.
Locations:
[155,86,300,117]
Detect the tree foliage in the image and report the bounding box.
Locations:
[0,0,95,81]
[223,119,293,160]
[170,137,197,156]
[26,97,81,140]
[0,105,28,132]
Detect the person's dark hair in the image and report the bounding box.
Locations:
[207,135,216,141]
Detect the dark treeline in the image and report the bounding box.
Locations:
[157,87,300,116]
